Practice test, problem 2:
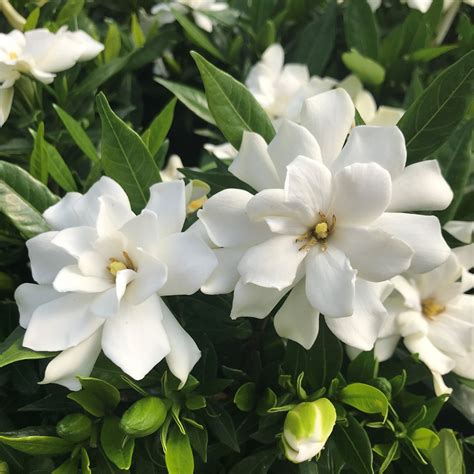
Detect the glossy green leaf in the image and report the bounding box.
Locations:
[96,92,161,212]
[344,0,379,59]
[81,448,91,474]
[44,141,77,192]
[342,49,386,86]
[340,383,389,418]
[142,98,177,156]
[0,434,72,456]
[410,428,440,452]
[186,424,208,462]
[229,449,278,474]
[24,7,40,31]
[29,122,47,184]
[191,51,275,148]
[407,45,457,62]
[165,426,194,474]
[378,441,400,474]
[131,13,145,48]
[205,400,240,452]
[234,382,257,412]
[429,429,463,474]
[100,416,134,470]
[104,21,121,63]
[347,350,379,383]
[56,0,84,25]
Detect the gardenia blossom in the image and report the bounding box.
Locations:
[198,88,452,352]
[0,27,103,126]
[401,0,473,13]
[14,177,217,390]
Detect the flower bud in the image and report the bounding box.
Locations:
[56,414,92,444]
[120,396,168,438]
[282,398,336,463]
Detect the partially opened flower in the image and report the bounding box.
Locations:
[198,88,452,351]
[0,27,103,126]
[14,177,217,390]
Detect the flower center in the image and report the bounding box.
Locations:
[296,212,336,252]
[8,51,18,60]
[421,298,445,320]
[107,251,136,277]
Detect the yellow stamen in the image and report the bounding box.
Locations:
[315,222,328,239]
[421,298,445,320]
[108,260,127,277]
[8,51,18,60]
[107,251,136,277]
[296,213,336,252]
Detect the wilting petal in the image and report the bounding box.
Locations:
[330,162,392,225]
[332,126,406,179]
[229,132,280,191]
[238,235,306,291]
[305,246,356,318]
[231,279,285,319]
[160,299,201,386]
[274,280,320,349]
[102,294,170,380]
[156,232,217,296]
[375,213,451,273]
[14,283,60,328]
[300,88,354,166]
[198,189,271,247]
[40,329,103,391]
[333,226,413,282]
[388,160,453,212]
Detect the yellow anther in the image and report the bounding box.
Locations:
[108,260,127,277]
[315,222,328,239]
[8,51,18,60]
[421,298,445,320]
[187,196,207,213]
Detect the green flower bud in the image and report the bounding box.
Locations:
[120,397,168,438]
[56,414,92,444]
[282,398,336,463]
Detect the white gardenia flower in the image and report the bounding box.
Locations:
[198,88,452,352]
[14,177,217,391]
[401,0,473,13]
[0,27,103,126]
[339,75,404,126]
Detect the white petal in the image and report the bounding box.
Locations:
[156,232,217,296]
[23,293,103,351]
[432,372,453,397]
[333,226,413,281]
[300,88,355,166]
[332,126,406,179]
[51,226,97,258]
[193,11,213,31]
[397,310,429,337]
[228,132,280,191]
[285,156,333,225]
[325,279,388,350]
[267,119,322,182]
[0,86,14,126]
[231,279,285,319]
[330,162,392,225]
[96,196,135,237]
[238,235,306,291]
[374,335,400,362]
[444,221,473,244]
[90,287,120,318]
[26,231,74,284]
[40,329,103,391]
[43,192,82,230]
[146,181,186,237]
[388,160,453,212]
[119,210,161,255]
[198,189,271,247]
[201,247,246,294]
[63,30,104,61]
[185,219,215,247]
[354,90,377,123]
[451,350,474,380]
[391,276,422,311]
[102,294,170,380]
[453,243,474,271]
[369,106,404,126]
[160,299,201,386]
[53,265,113,293]
[375,213,451,273]
[274,280,320,349]
[261,43,284,75]
[14,283,60,328]
[305,246,356,317]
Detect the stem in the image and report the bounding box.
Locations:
[0,0,25,29]
[435,0,461,46]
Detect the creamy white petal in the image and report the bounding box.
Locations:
[192,11,213,31]
[261,43,284,75]
[14,283,60,328]
[333,226,413,281]
[90,287,120,319]
[391,275,422,312]
[369,106,404,126]
[375,213,451,273]
[300,88,355,166]
[23,293,103,351]
[274,280,320,350]
[444,221,473,244]
[432,372,453,397]
[267,119,322,183]
[119,210,161,255]
[198,189,271,247]
[53,265,113,293]
[450,350,474,380]
[330,162,392,225]
[96,196,135,237]
[51,226,97,258]
[40,329,103,391]
[397,310,429,337]
[146,180,186,237]
[231,279,285,319]
[374,335,400,362]
[305,246,356,318]
[388,160,453,212]
[331,126,406,179]
[228,132,280,191]
[43,192,82,230]
[453,243,474,271]
[156,232,217,296]
[160,299,201,386]
[238,235,306,291]
[102,294,170,380]
[0,86,14,127]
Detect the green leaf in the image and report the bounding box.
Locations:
[186,423,208,462]
[289,0,337,75]
[339,383,389,418]
[229,449,278,474]
[332,414,374,474]
[104,22,122,63]
[43,141,77,192]
[24,7,40,31]
[191,51,275,149]
[29,122,47,184]
[410,428,440,452]
[155,78,215,125]
[142,98,177,156]
[96,92,162,212]
[173,9,226,62]
[0,435,72,456]
[344,0,379,59]
[234,382,257,412]
[53,458,78,474]
[56,0,84,26]
[205,400,240,452]
[0,327,55,368]
[428,429,463,474]
[131,13,145,48]
[81,448,91,474]
[347,350,379,383]
[342,49,386,86]
[165,426,194,474]
[185,394,207,411]
[398,50,474,164]
[100,416,134,470]
[68,377,120,417]
[53,105,100,163]
[378,441,400,474]
[407,45,457,62]
[120,397,168,438]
